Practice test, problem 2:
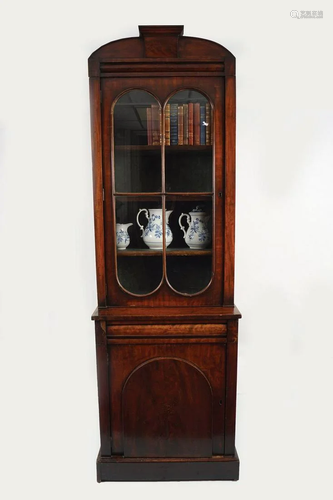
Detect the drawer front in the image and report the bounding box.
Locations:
[107,323,227,338]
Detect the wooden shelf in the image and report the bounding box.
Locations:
[166,192,213,200]
[165,145,212,151]
[115,145,212,151]
[114,193,162,200]
[117,248,212,257]
[114,192,213,198]
[115,145,160,151]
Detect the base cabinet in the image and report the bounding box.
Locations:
[94,318,239,481]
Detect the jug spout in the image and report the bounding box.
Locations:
[166,210,173,221]
[123,223,133,229]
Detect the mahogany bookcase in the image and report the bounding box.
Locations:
[89,25,241,481]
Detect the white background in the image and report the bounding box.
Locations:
[1,1,333,498]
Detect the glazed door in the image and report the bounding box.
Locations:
[107,328,227,457]
[101,76,224,307]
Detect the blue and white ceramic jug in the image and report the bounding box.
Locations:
[178,207,211,249]
[136,208,173,249]
[116,223,133,250]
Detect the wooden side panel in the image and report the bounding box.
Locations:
[223,76,236,305]
[95,321,111,455]
[90,78,106,306]
[224,320,238,454]
[123,358,212,457]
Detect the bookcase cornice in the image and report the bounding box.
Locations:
[88,26,235,77]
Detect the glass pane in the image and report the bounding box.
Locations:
[115,196,163,295]
[165,90,213,192]
[113,90,161,193]
[166,198,213,295]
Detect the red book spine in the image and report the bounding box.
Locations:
[194,103,200,145]
[183,103,188,145]
[188,103,194,146]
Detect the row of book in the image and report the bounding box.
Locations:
[147,103,212,146]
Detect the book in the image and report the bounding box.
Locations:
[183,104,188,145]
[170,103,178,145]
[188,102,194,145]
[151,104,160,145]
[205,103,211,145]
[194,102,200,145]
[147,106,152,145]
[178,105,184,145]
[200,105,205,145]
[165,104,170,145]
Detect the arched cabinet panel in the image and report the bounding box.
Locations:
[108,334,227,458]
[122,359,212,457]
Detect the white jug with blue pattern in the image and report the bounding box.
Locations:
[179,207,211,249]
[136,208,173,250]
[116,223,133,250]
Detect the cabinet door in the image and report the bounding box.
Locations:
[101,76,224,307]
[108,335,226,457]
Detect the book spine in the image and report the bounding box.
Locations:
[147,106,152,146]
[200,105,205,145]
[188,103,194,146]
[151,104,160,145]
[183,104,188,145]
[165,104,170,146]
[170,104,178,146]
[178,105,184,145]
[194,102,200,145]
[205,103,211,145]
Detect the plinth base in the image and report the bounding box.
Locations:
[97,450,239,482]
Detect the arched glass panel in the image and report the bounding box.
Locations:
[113,91,163,295]
[165,90,213,295]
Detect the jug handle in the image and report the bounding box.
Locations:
[178,213,190,239]
[136,208,149,236]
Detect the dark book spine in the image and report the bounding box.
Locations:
[170,104,178,146]
[178,105,184,145]
[205,103,211,145]
[147,106,152,145]
[194,103,200,145]
[183,104,188,145]
[188,103,194,145]
[165,104,170,146]
[200,105,205,145]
